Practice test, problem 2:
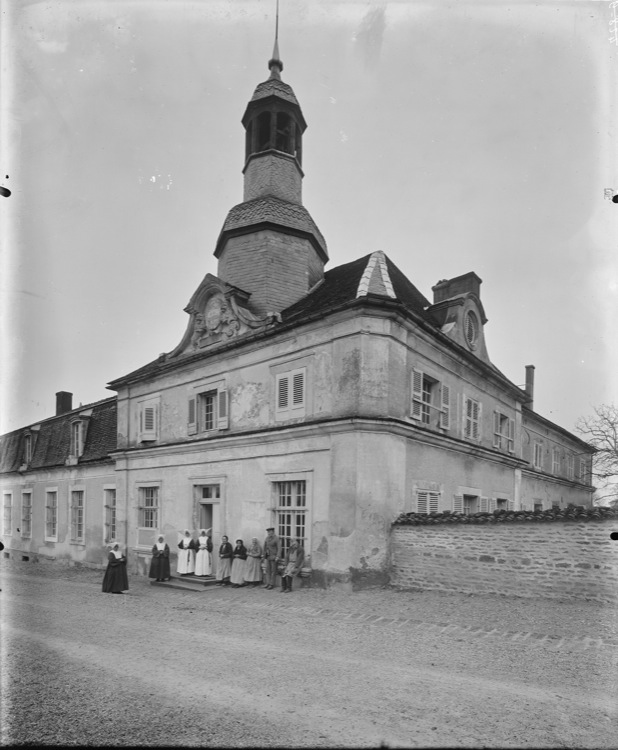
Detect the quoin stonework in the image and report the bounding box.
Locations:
[0,38,595,586]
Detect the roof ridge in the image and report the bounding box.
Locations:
[356,250,396,299]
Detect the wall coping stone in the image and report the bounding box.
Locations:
[393,506,617,526]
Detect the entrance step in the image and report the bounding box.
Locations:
[150,574,218,592]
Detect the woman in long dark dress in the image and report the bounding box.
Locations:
[149,535,171,582]
[230,539,248,588]
[216,535,233,586]
[102,543,129,594]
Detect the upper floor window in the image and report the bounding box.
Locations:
[45,490,58,541]
[411,370,450,429]
[138,397,160,442]
[21,491,32,537]
[3,493,12,536]
[70,421,85,457]
[493,411,514,453]
[567,455,575,480]
[188,386,228,435]
[463,397,481,441]
[578,457,588,482]
[415,491,440,514]
[533,442,543,470]
[24,434,33,464]
[70,490,85,542]
[552,448,561,475]
[276,368,306,421]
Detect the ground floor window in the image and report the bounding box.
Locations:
[415,491,440,514]
[21,491,32,537]
[138,486,159,529]
[274,480,307,556]
[104,488,117,543]
[70,490,85,542]
[45,490,58,540]
[3,493,12,536]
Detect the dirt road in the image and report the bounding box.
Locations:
[1,559,616,747]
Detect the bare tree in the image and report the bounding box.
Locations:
[575,404,618,505]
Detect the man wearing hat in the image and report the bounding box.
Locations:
[261,527,281,590]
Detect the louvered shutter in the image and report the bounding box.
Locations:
[440,384,450,429]
[188,398,197,435]
[141,403,158,441]
[411,370,423,419]
[507,500,515,511]
[292,371,305,408]
[493,411,501,448]
[464,398,472,438]
[277,375,289,411]
[416,491,428,514]
[452,494,464,514]
[507,419,515,452]
[428,492,440,513]
[472,401,480,440]
[488,498,497,512]
[217,389,229,430]
[480,496,489,512]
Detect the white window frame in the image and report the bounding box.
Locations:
[267,471,312,560]
[70,420,85,457]
[415,490,440,514]
[70,488,85,543]
[137,482,162,547]
[411,370,450,430]
[188,383,228,435]
[533,441,543,470]
[3,492,12,536]
[103,486,117,544]
[138,396,160,442]
[21,490,32,538]
[273,479,307,557]
[45,488,58,542]
[567,454,575,480]
[493,410,514,453]
[552,447,560,476]
[275,367,306,421]
[463,396,481,441]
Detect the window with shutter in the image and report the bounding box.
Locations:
[217,389,229,430]
[464,397,481,441]
[138,399,160,442]
[479,496,489,512]
[416,491,440,514]
[452,494,464,514]
[440,384,450,429]
[275,368,306,420]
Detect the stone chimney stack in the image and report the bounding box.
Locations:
[432,272,482,304]
[524,365,535,409]
[56,391,73,415]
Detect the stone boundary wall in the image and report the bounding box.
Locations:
[390,511,618,603]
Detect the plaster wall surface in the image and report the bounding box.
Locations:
[391,521,618,603]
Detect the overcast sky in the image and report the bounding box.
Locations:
[1,0,617,435]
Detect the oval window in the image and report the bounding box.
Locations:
[465,311,479,347]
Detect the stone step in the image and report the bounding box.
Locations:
[150,574,218,592]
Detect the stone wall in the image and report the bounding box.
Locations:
[390,509,618,603]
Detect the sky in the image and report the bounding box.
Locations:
[1,0,617,436]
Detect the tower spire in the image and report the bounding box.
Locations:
[268,0,283,79]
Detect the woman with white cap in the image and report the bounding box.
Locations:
[194,528,213,576]
[177,529,196,576]
[149,534,171,582]
[102,543,129,594]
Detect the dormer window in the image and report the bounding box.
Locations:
[465,310,479,348]
[70,420,85,457]
[24,434,32,464]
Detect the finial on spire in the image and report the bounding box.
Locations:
[268,0,283,79]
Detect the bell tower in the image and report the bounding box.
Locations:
[214,27,328,316]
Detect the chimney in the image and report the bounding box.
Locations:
[432,272,482,304]
[56,391,73,416]
[524,366,535,409]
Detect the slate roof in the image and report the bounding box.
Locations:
[0,397,117,474]
[282,252,434,325]
[216,196,328,260]
[250,78,300,106]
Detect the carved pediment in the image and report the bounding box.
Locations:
[169,274,281,358]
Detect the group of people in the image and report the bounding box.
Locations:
[101,527,306,594]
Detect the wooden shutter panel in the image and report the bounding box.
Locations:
[411,370,423,419]
[452,494,463,514]
[429,492,439,513]
[472,401,480,441]
[480,496,489,512]
[488,497,497,512]
[493,411,501,448]
[217,389,229,430]
[141,403,158,440]
[508,418,515,452]
[440,384,450,429]
[188,398,197,435]
[277,375,289,410]
[416,491,428,514]
[507,500,515,511]
[292,371,304,407]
